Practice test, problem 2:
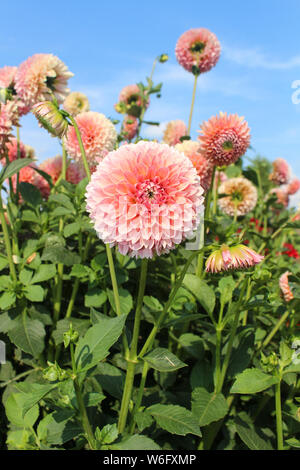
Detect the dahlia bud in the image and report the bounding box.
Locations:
[158,53,169,63]
[32,100,69,138]
[205,243,264,273]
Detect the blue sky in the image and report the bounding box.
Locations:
[2,0,300,204]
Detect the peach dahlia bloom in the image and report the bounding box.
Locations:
[269,158,290,185]
[175,140,213,192]
[270,187,289,207]
[198,112,250,166]
[86,141,204,258]
[206,244,264,273]
[39,155,85,198]
[163,120,188,146]
[0,65,30,116]
[175,28,221,74]
[15,53,73,108]
[287,178,300,195]
[0,137,27,165]
[0,101,19,157]
[279,271,294,302]
[64,111,117,166]
[122,115,139,140]
[63,91,90,116]
[218,177,257,217]
[115,84,149,117]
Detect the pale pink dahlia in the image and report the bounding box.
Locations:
[64,111,117,166]
[175,140,213,192]
[175,28,221,74]
[39,155,85,197]
[1,137,26,165]
[122,115,139,141]
[205,244,264,273]
[15,53,73,108]
[63,91,90,116]
[86,141,204,258]
[163,120,188,146]
[269,158,290,185]
[115,84,149,117]
[198,112,250,166]
[287,178,300,195]
[0,101,19,157]
[11,163,38,191]
[279,271,294,302]
[0,65,30,116]
[270,187,289,207]
[218,177,257,216]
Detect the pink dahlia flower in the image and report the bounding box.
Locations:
[163,120,188,146]
[39,155,85,198]
[0,101,19,158]
[270,187,289,207]
[218,177,257,217]
[11,163,38,191]
[269,158,290,185]
[0,137,27,165]
[279,271,294,302]
[0,65,30,116]
[114,84,149,117]
[287,178,300,195]
[175,28,221,74]
[175,140,213,192]
[15,53,73,108]
[86,141,204,258]
[122,115,139,141]
[64,111,117,166]
[205,244,264,273]
[198,112,250,166]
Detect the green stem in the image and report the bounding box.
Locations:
[275,378,284,450]
[187,74,199,135]
[68,115,91,180]
[212,169,219,216]
[118,258,148,433]
[0,190,17,282]
[261,309,290,349]
[129,361,149,434]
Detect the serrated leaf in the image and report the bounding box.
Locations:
[110,434,160,450]
[0,291,16,309]
[148,404,201,437]
[107,287,133,316]
[183,273,215,315]
[191,387,228,426]
[5,393,39,428]
[20,383,58,417]
[30,264,56,284]
[24,284,44,302]
[94,362,125,399]
[42,246,80,266]
[0,158,34,182]
[19,182,42,206]
[235,416,273,450]
[230,368,279,394]
[8,315,45,357]
[75,315,126,372]
[64,222,81,238]
[85,288,107,308]
[143,347,187,372]
[178,333,204,359]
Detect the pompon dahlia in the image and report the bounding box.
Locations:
[287,178,300,195]
[15,53,73,108]
[205,243,264,273]
[279,271,294,302]
[64,111,117,166]
[122,115,139,141]
[270,187,289,207]
[11,163,38,192]
[0,65,30,116]
[86,141,204,259]
[175,140,213,192]
[0,101,19,157]
[114,84,149,117]
[198,112,250,166]
[163,120,188,146]
[269,158,290,185]
[218,177,257,217]
[40,155,85,188]
[63,91,90,116]
[175,28,221,75]
[1,137,26,165]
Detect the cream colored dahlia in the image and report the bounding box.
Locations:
[198,112,250,166]
[175,140,213,192]
[64,111,117,166]
[175,28,221,75]
[86,141,204,258]
[218,176,257,217]
[15,53,73,108]
[163,120,188,146]
[63,91,90,116]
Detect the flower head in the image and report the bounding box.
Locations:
[0,137,26,165]
[269,187,289,207]
[282,243,299,259]
[163,120,188,146]
[39,155,85,198]
[0,65,30,116]
[218,176,257,217]
[15,53,73,108]
[269,158,290,185]
[198,112,250,166]
[32,101,69,137]
[279,271,294,302]
[114,84,149,117]
[175,28,221,75]
[122,115,139,141]
[86,141,204,258]
[63,91,90,116]
[205,243,264,273]
[0,101,19,157]
[287,178,300,195]
[64,111,117,166]
[175,140,213,192]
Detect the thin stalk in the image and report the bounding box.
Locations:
[275,378,284,450]
[187,74,199,135]
[118,258,148,433]
[261,309,290,349]
[129,361,149,434]
[0,190,17,282]
[16,126,21,203]
[68,115,91,180]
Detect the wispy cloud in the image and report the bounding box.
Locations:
[223,44,300,70]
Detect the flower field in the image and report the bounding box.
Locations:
[0,27,299,452]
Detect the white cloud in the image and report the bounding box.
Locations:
[223,44,300,70]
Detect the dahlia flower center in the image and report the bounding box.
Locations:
[190,41,206,54]
[46,75,57,92]
[127,94,139,105]
[135,178,167,207]
[222,140,234,151]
